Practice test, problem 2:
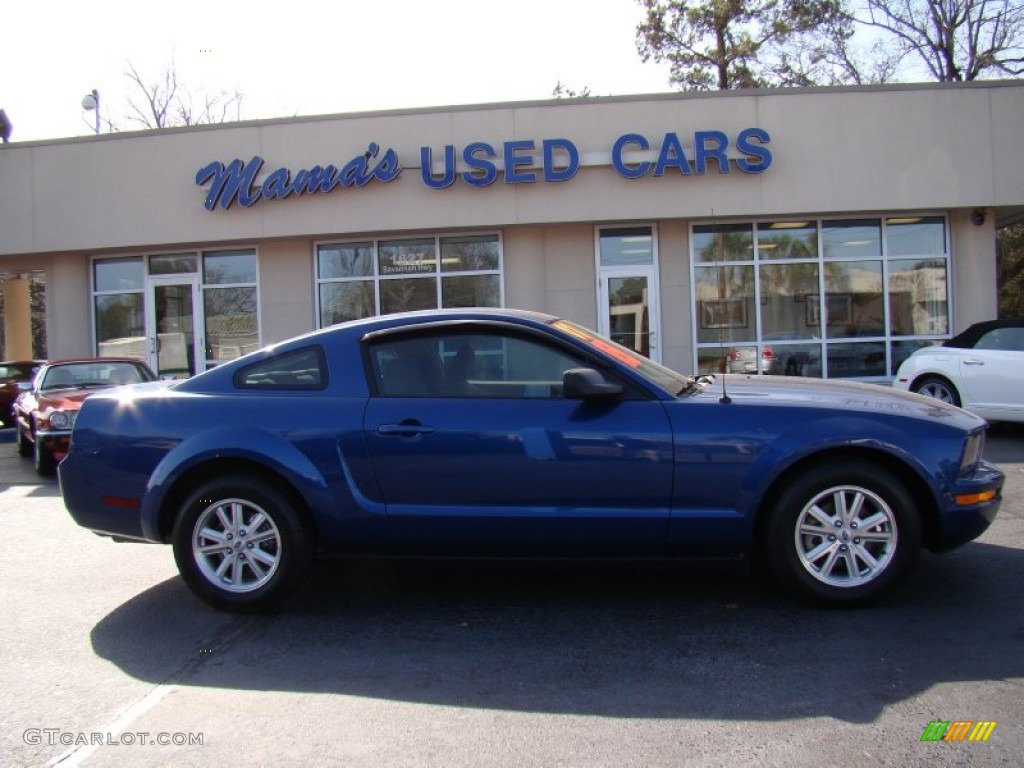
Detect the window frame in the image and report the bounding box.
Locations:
[314,232,504,328]
[689,214,952,380]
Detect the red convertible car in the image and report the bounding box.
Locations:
[14,358,156,475]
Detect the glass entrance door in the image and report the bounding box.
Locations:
[596,227,660,362]
[147,278,201,379]
[599,269,659,360]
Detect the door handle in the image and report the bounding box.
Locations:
[963,359,985,366]
[377,422,435,437]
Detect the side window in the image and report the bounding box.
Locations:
[370,331,588,398]
[234,346,327,390]
[975,327,1024,352]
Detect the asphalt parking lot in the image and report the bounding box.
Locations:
[1,424,1022,767]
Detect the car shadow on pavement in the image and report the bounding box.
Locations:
[91,541,1024,724]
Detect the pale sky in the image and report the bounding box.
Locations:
[3,0,675,142]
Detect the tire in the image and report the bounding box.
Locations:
[17,425,32,458]
[34,436,56,476]
[912,376,961,408]
[172,475,314,613]
[765,460,922,605]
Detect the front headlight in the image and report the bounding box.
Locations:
[959,430,985,475]
[48,410,77,430]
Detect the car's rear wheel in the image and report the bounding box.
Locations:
[912,376,961,407]
[172,475,314,613]
[766,460,921,605]
[34,435,56,476]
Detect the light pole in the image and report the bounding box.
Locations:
[81,89,100,134]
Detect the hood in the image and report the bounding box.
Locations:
[35,386,109,411]
[690,374,984,429]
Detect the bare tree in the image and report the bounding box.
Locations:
[855,0,1024,81]
[119,58,243,130]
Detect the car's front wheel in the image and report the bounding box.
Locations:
[912,375,961,407]
[766,460,921,605]
[34,435,56,476]
[172,475,314,613]
[17,424,32,458]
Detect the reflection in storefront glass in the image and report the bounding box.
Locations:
[440,235,500,272]
[756,221,819,260]
[94,294,144,358]
[203,250,257,285]
[823,261,883,338]
[599,227,654,266]
[318,243,374,279]
[94,257,144,292]
[380,277,436,315]
[319,281,375,325]
[204,286,258,361]
[760,263,820,340]
[694,265,754,344]
[827,341,886,378]
[441,274,500,308]
[822,219,881,259]
[888,258,948,336]
[693,224,754,263]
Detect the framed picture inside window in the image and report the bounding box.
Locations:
[700,298,748,329]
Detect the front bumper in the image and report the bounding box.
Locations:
[930,460,1004,552]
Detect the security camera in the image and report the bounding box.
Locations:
[971,209,986,226]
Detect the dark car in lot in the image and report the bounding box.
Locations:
[59,310,1003,613]
[14,358,156,475]
[0,360,45,428]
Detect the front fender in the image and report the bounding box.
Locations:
[139,425,332,541]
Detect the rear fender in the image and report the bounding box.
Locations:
[139,425,333,541]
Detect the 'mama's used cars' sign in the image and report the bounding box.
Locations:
[195,129,772,211]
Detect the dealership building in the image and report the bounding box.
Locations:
[1,80,1022,380]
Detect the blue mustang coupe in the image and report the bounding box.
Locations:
[60,309,1004,612]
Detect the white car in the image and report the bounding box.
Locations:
[894,319,1024,424]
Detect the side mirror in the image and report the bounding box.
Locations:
[563,368,623,401]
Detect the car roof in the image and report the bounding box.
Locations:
[945,318,1024,348]
[42,358,151,366]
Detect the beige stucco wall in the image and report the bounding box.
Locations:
[258,240,315,345]
[2,82,1022,259]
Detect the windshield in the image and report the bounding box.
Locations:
[550,319,694,395]
[41,362,152,391]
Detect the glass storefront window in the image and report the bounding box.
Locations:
[756,221,819,260]
[318,243,374,279]
[759,263,820,340]
[203,249,257,285]
[316,233,502,324]
[692,215,950,380]
[94,258,143,292]
[693,223,754,263]
[441,274,500,308]
[599,227,654,266]
[823,261,884,338]
[319,282,375,326]
[888,258,948,336]
[379,239,436,276]
[885,216,946,256]
[822,219,881,259]
[94,294,144,357]
[441,235,500,272]
[380,277,436,314]
[204,286,258,361]
[149,253,198,275]
[694,265,755,345]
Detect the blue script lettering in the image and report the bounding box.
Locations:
[196,144,402,210]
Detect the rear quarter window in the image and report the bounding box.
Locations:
[234,346,328,390]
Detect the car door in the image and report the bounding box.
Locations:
[957,326,1024,419]
[361,325,674,552]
